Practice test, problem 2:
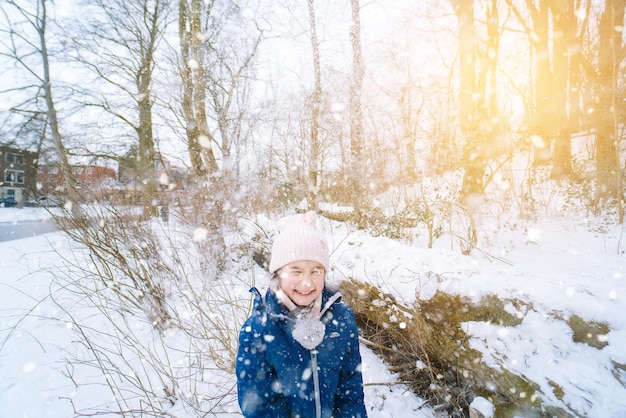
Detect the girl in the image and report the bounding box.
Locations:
[236,211,367,418]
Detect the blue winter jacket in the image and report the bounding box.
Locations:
[236,286,367,418]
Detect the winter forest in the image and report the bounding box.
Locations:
[1,0,625,417]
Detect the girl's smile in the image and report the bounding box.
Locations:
[278,260,325,307]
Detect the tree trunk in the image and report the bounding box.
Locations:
[529,0,555,163]
[594,0,624,205]
[136,4,162,219]
[137,66,158,219]
[550,0,576,179]
[507,0,559,164]
[449,0,486,201]
[189,0,219,177]
[450,0,478,136]
[307,0,322,211]
[38,0,82,217]
[179,0,208,180]
[179,7,219,167]
[349,0,366,211]
[482,0,499,122]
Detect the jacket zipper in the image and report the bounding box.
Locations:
[309,292,342,418]
[311,349,321,418]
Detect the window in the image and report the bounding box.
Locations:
[5,153,25,165]
[4,169,25,184]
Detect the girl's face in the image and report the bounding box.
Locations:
[278,260,325,307]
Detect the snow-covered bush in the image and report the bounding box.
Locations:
[48,204,259,416]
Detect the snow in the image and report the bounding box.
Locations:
[1,206,625,417]
[0,207,63,222]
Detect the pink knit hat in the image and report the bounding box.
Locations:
[268,211,330,274]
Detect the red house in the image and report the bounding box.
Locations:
[37,164,117,202]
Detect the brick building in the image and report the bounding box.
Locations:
[0,146,38,205]
[37,164,117,202]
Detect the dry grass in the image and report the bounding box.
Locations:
[339,278,571,417]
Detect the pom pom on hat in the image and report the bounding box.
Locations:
[268,211,330,274]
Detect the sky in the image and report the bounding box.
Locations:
[0,200,625,417]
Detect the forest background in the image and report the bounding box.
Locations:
[2,0,622,220]
[1,0,625,417]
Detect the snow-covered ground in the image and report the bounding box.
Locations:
[1,206,625,417]
[0,206,62,222]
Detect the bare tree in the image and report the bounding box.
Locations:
[68,0,173,219]
[178,0,261,183]
[0,0,81,215]
[202,5,262,187]
[177,0,262,271]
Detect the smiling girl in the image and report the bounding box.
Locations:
[236,211,367,418]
